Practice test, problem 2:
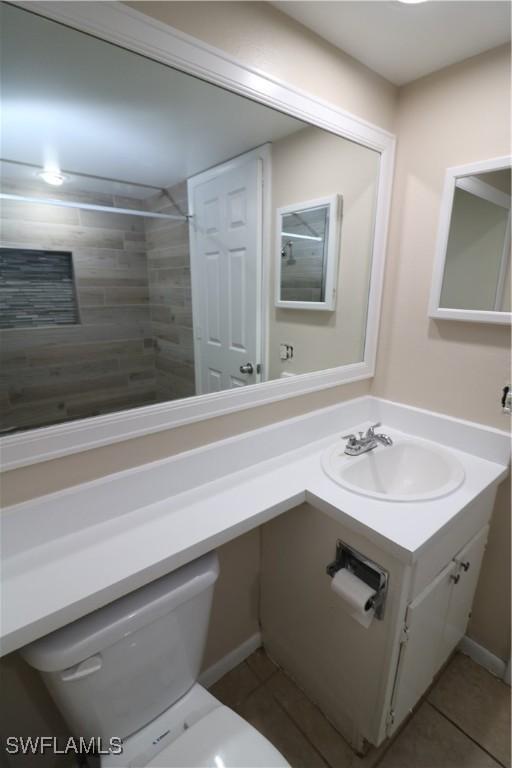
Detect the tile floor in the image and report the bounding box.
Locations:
[210,650,511,768]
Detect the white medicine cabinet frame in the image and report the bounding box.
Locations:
[276,194,342,311]
[2,1,396,471]
[429,155,512,325]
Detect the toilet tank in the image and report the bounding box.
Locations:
[21,552,219,742]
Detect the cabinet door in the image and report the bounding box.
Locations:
[441,525,489,658]
[389,559,458,734]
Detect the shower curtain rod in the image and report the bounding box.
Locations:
[0,193,190,221]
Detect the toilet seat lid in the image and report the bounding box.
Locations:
[146,705,290,767]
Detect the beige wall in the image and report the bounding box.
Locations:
[468,479,510,660]
[127,1,398,133]
[373,44,511,660]
[269,126,379,378]
[0,654,69,768]
[373,44,511,429]
[202,529,261,670]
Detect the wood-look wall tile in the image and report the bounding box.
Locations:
[79,209,145,233]
[80,306,150,324]
[104,286,149,305]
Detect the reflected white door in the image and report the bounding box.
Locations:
[188,149,264,394]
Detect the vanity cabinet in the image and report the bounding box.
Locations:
[388,525,489,734]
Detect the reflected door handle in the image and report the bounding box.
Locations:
[239,363,254,375]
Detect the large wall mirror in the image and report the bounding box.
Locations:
[430,157,511,325]
[0,4,391,454]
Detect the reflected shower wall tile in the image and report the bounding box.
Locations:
[104,286,149,304]
[1,220,126,250]
[0,188,157,430]
[80,306,150,324]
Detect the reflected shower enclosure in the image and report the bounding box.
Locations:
[0,173,194,433]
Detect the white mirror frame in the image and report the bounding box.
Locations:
[275,194,341,311]
[429,155,511,325]
[1,1,395,471]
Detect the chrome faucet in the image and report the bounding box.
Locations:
[342,422,393,456]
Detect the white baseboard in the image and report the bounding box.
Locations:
[458,635,509,683]
[199,632,262,689]
[200,632,508,692]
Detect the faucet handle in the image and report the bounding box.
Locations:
[342,433,357,445]
[366,422,381,436]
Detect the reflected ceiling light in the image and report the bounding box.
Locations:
[281,231,322,242]
[37,169,67,186]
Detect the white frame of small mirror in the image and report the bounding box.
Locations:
[429,156,511,325]
[1,1,395,471]
[275,194,341,311]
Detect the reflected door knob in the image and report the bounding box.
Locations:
[239,363,254,375]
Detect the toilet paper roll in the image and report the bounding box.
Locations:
[330,569,376,629]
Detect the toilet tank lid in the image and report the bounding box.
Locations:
[21,551,219,672]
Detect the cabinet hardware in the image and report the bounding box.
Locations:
[450,573,460,584]
[460,561,470,571]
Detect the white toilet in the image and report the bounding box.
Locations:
[21,552,290,767]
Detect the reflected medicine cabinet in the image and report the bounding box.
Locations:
[429,156,511,325]
[276,194,342,311]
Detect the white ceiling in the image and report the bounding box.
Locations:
[273,1,511,86]
[1,5,303,194]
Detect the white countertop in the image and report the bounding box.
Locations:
[1,396,509,656]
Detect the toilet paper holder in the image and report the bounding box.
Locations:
[326,540,388,620]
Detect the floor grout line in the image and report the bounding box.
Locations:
[248,658,392,768]
[426,701,508,768]
[244,658,335,767]
[239,654,510,768]
[264,680,333,768]
[260,660,372,768]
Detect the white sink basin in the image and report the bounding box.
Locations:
[322,438,465,502]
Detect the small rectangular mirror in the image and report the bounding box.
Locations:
[430,157,511,324]
[276,194,342,311]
